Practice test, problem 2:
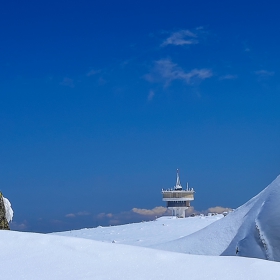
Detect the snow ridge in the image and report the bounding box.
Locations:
[154,175,280,261]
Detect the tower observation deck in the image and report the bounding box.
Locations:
[162,169,195,218]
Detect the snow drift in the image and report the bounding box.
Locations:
[155,175,280,261]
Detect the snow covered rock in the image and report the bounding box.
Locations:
[3,196,13,223]
[155,175,280,261]
[0,192,10,230]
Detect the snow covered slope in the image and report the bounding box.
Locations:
[1,230,280,280]
[54,214,223,247]
[1,176,280,279]
[155,175,280,261]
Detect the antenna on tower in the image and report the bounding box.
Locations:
[175,169,182,190]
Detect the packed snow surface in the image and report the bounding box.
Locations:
[1,230,280,280]
[54,214,223,247]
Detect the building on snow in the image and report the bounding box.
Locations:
[162,169,195,218]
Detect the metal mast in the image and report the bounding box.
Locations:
[175,169,182,190]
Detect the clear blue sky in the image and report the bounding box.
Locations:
[1,0,280,232]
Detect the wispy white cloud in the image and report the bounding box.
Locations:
[97,212,113,219]
[207,206,232,214]
[254,70,275,77]
[219,74,238,80]
[65,211,90,218]
[162,30,198,47]
[147,90,155,101]
[86,69,101,77]
[145,59,212,87]
[10,220,28,230]
[65,213,76,218]
[132,206,167,216]
[60,77,74,88]
[95,206,170,226]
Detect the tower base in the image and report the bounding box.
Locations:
[168,207,188,218]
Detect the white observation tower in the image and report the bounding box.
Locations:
[162,169,195,218]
